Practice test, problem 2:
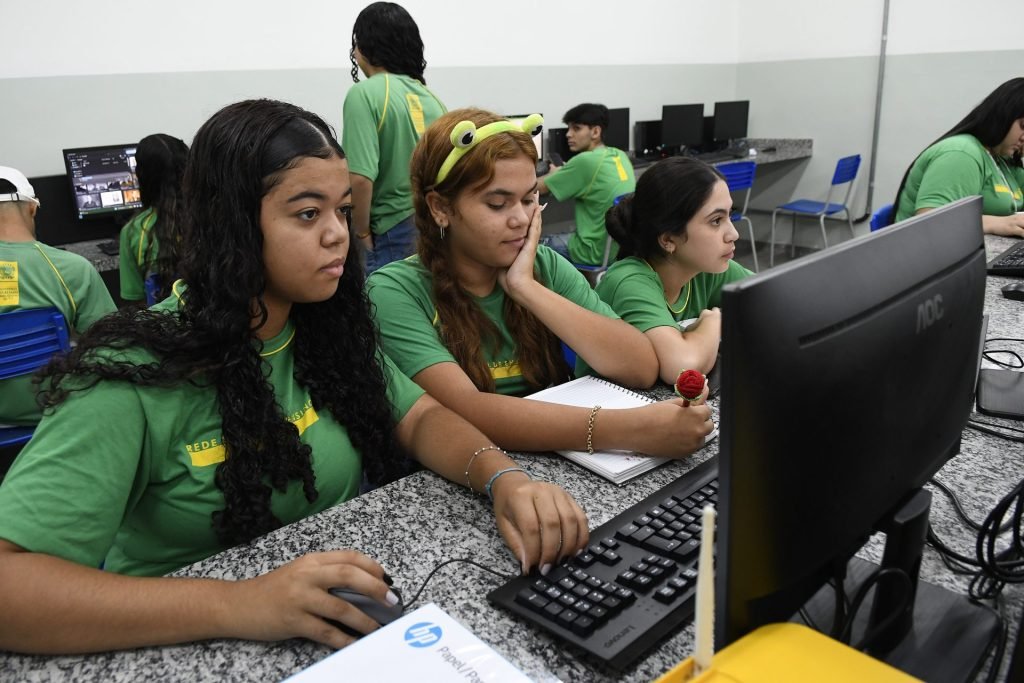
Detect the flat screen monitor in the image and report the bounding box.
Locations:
[506,114,543,160]
[546,127,576,163]
[661,104,704,148]
[605,108,630,152]
[716,196,997,678]
[634,120,662,158]
[712,100,749,142]
[62,144,142,220]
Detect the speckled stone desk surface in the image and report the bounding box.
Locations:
[60,238,118,273]
[3,236,1023,683]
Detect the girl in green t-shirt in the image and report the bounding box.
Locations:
[894,77,1024,236]
[0,100,588,655]
[368,108,714,463]
[599,157,753,384]
[118,133,188,304]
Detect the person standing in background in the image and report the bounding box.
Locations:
[343,2,447,273]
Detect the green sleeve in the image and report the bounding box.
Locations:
[381,351,425,422]
[914,149,986,211]
[706,261,754,308]
[366,265,457,380]
[544,153,593,201]
[597,268,677,333]
[538,245,618,318]
[118,215,146,301]
[0,380,147,567]
[341,83,381,181]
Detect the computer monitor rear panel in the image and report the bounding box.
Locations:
[661,104,704,149]
[605,108,630,152]
[713,100,750,142]
[716,197,986,646]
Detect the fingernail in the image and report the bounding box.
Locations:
[540,563,552,576]
[540,203,548,211]
[575,548,583,556]
[521,553,528,575]
[385,590,400,606]
[382,572,394,586]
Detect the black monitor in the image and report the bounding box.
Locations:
[661,104,704,149]
[546,127,576,164]
[712,100,749,142]
[716,196,998,680]
[605,107,630,152]
[634,120,662,159]
[62,144,142,220]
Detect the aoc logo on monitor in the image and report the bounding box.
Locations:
[916,294,944,334]
[405,622,443,648]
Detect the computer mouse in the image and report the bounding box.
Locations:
[326,586,404,637]
[1001,282,1024,301]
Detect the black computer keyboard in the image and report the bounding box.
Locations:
[97,240,120,256]
[487,456,719,670]
[987,240,1024,277]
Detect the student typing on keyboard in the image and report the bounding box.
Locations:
[893,77,1024,237]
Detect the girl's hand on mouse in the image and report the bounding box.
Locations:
[490,475,590,575]
[229,550,393,648]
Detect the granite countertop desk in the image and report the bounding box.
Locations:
[2,235,1022,682]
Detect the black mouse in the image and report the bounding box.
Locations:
[326,586,404,637]
[1002,282,1024,301]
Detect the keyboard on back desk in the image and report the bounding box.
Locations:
[988,240,1024,277]
[487,457,719,670]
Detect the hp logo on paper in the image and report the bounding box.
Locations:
[404,622,443,648]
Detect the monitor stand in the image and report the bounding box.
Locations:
[800,489,1001,682]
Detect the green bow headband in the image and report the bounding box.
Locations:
[434,113,544,186]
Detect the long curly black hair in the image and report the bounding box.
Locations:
[38,99,409,547]
[350,2,427,84]
[135,133,188,301]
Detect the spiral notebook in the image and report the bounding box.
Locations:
[524,376,718,484]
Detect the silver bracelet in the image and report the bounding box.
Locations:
[465,445,506,493]
[485,467,531,502]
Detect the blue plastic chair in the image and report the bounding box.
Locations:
[769,154,862,266]
[0,308,71,448]
[870,203,895,232]
[144,273,163,306]
[717,161,759,272]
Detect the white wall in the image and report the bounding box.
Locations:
[0,0,739,79]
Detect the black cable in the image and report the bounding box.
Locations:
[836,567,911,646]
[850,570,913,652]
[930,478,987,531]
[404,558,515,609]
[982,350,1024,369]
[966,421,1024,443]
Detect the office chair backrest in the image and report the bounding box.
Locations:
[717,161,756,193]
[870,204,895,231]
[144,273,163,306]
[831,155,861,186]
[0,308,71,381]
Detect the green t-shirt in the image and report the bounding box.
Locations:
[342,73,447,235]
[0,292,424,577]
[596,257,752,330]
[895,134,1024,222]
[118,207,159,301]
[544,146,636,265]
[366,246,618,396]
[0,240,116,426]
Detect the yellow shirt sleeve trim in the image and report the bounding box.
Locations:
[137,210,158,268]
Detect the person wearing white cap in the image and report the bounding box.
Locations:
[0,166,116,427]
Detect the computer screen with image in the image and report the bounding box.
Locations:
[62,144,142,220]
[716,196,998,680]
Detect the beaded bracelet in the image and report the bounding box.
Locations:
[587,405,602,455]
[485,467,531,502]
[465,445,506,492]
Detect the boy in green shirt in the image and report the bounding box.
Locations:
[538,103,636,265]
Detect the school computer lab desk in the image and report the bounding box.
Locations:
[2,233,1021,682]
[542,138,813,233]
